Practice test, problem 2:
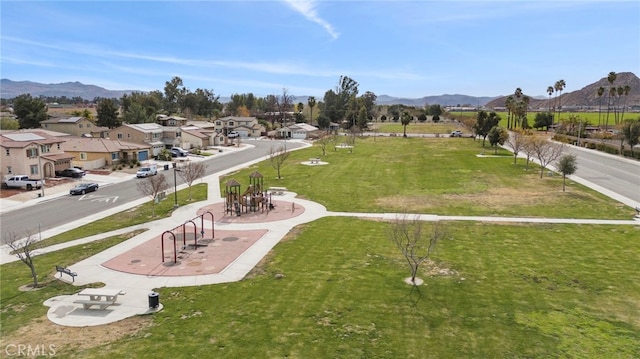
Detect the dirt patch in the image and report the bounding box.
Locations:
[0,314,153,356]
[375,185,570,212]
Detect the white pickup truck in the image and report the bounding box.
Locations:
[2,175,45,190]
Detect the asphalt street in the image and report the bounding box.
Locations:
[0,140,304,237]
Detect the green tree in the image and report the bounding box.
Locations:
[164,76,185,115]
[316,114,331,131]
[622,119,640,156]
[556,154,577,192]
[417,114,427,122]
[13,94,48,129]
[357,107,369,130]
[359,91,377,120]
[123,102,154,124]
[0,117,20,130]
[473,110,500,146]
[487,126,509,154]
[400,111,412,137]
[96,98,120,129]
[533,112,553,130]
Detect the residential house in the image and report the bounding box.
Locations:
[108,123,166,157]
[214,116,265,137]
[61,137,152,169]
[277,123,319,140]
[0,130,73,178]
[180,126,220,149]
[41,116,109,138]
[156,115,188,127]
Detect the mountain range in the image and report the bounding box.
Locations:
[484,72,640,109]
[2,73,639,108]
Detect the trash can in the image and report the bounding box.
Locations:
[148,292,159,308]
[164,164,169,170]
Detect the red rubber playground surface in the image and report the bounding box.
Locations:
[101,200,305,276]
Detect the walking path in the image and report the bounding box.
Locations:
[1,140,638,327]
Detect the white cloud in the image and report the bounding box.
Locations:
[283,0,339,40]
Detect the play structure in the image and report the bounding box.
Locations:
[223,171,274,216]
[161,211,214,263]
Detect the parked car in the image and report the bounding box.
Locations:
[2,175,45,190]
[136,165,158,178]
[56,168,86,178]
[69,182,99,195]
[450,130,463,137]
[170,147,188,157]
[228,131,240,138]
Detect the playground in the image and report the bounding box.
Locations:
[101,199,305,277]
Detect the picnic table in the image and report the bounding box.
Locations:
[309,158,321,164]
[74,288,123,310]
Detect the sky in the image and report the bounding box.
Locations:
[1,1,639,100]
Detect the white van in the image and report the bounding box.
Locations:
[136,165,158,178]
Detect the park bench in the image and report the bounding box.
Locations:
[309,158,320,164]
[55,265,77,282]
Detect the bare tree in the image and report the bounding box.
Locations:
[316,135,330,156]
[521,135,536,170]
[3,231,40,288]
[269,146,290,179]
[277,88,294,126]
[388,216,445,286]
[505,129,528,164]
[177,161,207,200]
[530,138,564,178]
[330,134,339,151]
[136,173,170,217]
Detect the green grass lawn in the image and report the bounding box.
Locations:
[1,137,638,358]
[65,218,640,358]
[224,137,632,219]
[374,122,464,134]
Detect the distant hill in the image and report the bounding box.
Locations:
[1,79,498,106]
[485,72,640,110]
[0,79,135,100]
[375,94,499,107]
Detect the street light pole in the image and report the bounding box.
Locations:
[173,167,181,209]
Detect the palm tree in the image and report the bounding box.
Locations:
[620,85,631,123]
[521,96,530,128]
[513,88,524,129]
[400,111,412,137]
[546,86,554,113]
[307,96,316,126]
[605,71,617,131]
[505,96,514,129]
[615,86,625,124]
[554,79,566,126]
[597,86,605,126]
